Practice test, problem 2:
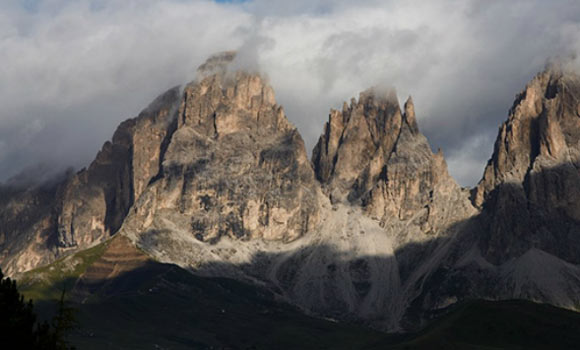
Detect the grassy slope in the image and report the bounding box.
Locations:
[16,241,580,350]
[72,265,390,349]
[17,239,391,349]
[375,300,580,350]
[18,241,110,301]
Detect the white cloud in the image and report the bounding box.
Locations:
[1,0,580,185]
[0,0,250,178]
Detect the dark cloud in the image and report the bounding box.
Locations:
[1,0,580,186]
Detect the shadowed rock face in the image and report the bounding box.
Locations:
[0,87,181,275]
[0,184,59,274]
[56,86,181,249]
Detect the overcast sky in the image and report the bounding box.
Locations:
[2,0,580,186]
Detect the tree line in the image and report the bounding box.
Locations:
[0,268,76,349]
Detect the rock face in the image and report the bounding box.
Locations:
[1,52,319,275]
[0,83,181,275]
[0,183,59,275]
[121,52,319,245]
[120,83,476,331]
[3,54,580,333]
[410,67,580,330]
[56,86,181,249]
[473,66,580,265]
[312,89,475,243]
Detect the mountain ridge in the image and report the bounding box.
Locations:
[2,53,580,332]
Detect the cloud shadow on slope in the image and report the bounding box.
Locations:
[156,162,580,333]
[11,163,580,348]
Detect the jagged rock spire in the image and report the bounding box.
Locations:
[312,87,402,193]
[403,96,419,134]
[312,87,474,232]
[473,66,580,208]
[5,53,580,336]
[472,66,580,264]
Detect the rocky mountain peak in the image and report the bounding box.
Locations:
[0,53,315,274]
[119,57,319,246]
[312,87,402,192]
[178,69,290,139]
[473,67,580,208]
[471,66,580,265]
[313,87,474,234]
[403,96,419,134]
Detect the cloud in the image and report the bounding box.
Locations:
[237,0,580,186]
[1,0,580,186]
[0,0,250,179]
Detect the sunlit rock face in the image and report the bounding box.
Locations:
[312,88,476,247]
[472,66,580,265]
[474,66,580,207]
[122,52,320,245]
[0,52,320,274]
[413,67,580,331]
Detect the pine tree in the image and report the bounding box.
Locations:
[0,268,76,349]
[0,268,37,348]
[52,287,77,349]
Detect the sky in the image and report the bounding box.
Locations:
[1,0,580,186]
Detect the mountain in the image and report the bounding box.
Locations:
[392,65,580,328]
[0,84,182,275]
[18,235,580,349]
[2,53,580,334]
[474,66,580,264]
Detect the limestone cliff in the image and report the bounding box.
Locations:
[0,183,58,275]
[0,84,181,275]
[407,67,580,330]
[473,66,580,264]
[1,53,319,275]
[56,86,181,249]
[120,53,319,246]
[312,88,475,243]
[120,83,476,331]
